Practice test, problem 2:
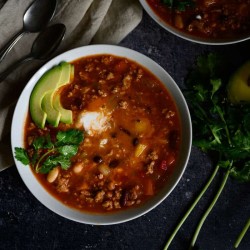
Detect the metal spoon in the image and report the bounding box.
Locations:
[0,0,57,63]
[0,23,66,82]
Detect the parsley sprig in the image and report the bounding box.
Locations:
[185,54,250,182]
[164,54,250,249]
[14,129,84,173]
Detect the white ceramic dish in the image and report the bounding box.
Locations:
[139,0,250,45]
[11,45,192,225]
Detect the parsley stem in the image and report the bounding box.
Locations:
[35,148,55,172]
[163,164,220,250]
[213,102,232,146]
[189,168,231,249]
[234,218,250,248]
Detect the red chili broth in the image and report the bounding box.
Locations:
[146,0,250,40]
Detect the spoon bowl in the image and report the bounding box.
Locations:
[23,0,57,33]
[0,0,57,63]
[0,23,66,82]
[31,23,66,60]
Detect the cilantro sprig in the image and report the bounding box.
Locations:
[14,129,84,173]
[162,0,194,11]
[164,54,250,249]
[185,54,250,182]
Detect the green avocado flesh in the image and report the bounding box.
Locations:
[29,62,74,128]
[228,61,250,103]
[41,90,61,127]
[53,92,73,124]
[53,62,74,124]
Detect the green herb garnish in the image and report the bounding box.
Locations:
[164,53,250,249]
[14,148,30,165]
[15,129,84,173]
[162,0,194,11]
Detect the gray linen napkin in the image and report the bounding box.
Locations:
[0,0,142,171]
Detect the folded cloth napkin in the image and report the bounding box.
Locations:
[0,0,142,171]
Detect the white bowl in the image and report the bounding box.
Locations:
[11,45,192,225]
[139,0,250,45]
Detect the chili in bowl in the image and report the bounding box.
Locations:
[11,45,192,224]
[140,0,250,45]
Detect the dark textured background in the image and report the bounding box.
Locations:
[0,4,250,250]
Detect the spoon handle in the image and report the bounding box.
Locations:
[0,30,25,63]
[0,55,33,82]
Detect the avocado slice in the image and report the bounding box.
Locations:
[30,65,62,128]
[41,89,61,127]
[58,62,73,87]
[30,62,74,128]
[41,62,73,127]
[53,92,73,124]
[52,62,74,124]
[228,61,250,103]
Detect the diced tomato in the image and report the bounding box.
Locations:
[114,60,128,73]
[160,154,176,171]
[160,160,168,170]
[144,178,154,195]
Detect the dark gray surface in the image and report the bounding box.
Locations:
[0,9,250,250]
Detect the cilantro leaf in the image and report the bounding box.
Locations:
[40,155,71,173]
[14,147,30,165]
[15,128,84,174]
[56,129,84,146]
[54,155,71,170]
[33,135,53,150]
[39,156,56,174]
[162,0,174,8]
[57,145,78,157]
[211,79,222,99]
[31,151,38,165]
[230,163,250,182]
[33,137,46,150]
[162,0,194,11]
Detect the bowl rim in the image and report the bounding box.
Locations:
[11,44,192,225]
[139,0,250,45]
